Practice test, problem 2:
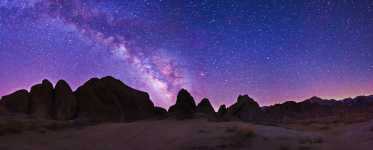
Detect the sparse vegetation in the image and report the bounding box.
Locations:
[237,125,256,138]
[218,125,256,149]
[299,137,323,145]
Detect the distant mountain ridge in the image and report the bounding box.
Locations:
[1,76,373,124]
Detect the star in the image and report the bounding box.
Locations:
[0,0,372,108]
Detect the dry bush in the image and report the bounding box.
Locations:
[299,137,323,145]
[237,125,256,138]
[219,125,256,149]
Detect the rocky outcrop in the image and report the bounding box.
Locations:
[217,105,227,117]
[54,80,77,120]
[75,76,155,122]
[2,76,373,124]
[100,77,155,121]
[261,101,301,122]
[29,79,54,118]
[0,89,29,113]
[154,107,167,119]
[168,89,197,119]
[0,105,6,114]
[260,95,373,123]
[196,98,216,117]
[0,76,157,122]
[226,95,261,121]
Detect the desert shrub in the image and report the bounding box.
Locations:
[312,137,323,143]
[237,125,255,138]
[222,125,256,148]
[299,137,323,145]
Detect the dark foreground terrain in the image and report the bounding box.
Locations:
[1,76,373,150]
[1,119,373,150]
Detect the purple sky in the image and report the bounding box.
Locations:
[1,0,373,108]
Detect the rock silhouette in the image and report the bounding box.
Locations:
[0,89,29,113]
[0,76,157,122]
[154,107,167,118]
[1,76,373,124]
[54,80,77,120]
[29,79,54,118]
[226,95,261,121]
[75,76,155,122]
[217,105,227,117]
[168,89,197,119]
[196,98,216,117]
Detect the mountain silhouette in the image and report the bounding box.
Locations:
[1,76,373,123]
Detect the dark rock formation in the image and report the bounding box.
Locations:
[168,89,197,119]
[196,98,216,116]
[226,95,261,121]
[54,80,77,120]
[74,76,155,122]
[0,89,29,113]
[217,105,227,117]
[0,105,6,114]
[260,95,373,123]
[261,101,301,122]
[29,79,54,118]
[154,107,167,118]
[2,76,373,124]
[74,78,115,121]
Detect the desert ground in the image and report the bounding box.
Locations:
[1,118,373,150]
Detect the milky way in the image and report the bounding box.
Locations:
[0,0,189,106]
[33,0,188,106]
[1,0,373,108]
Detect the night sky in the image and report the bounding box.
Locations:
[1,0,373,108]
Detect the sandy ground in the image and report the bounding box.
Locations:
[1,119,373,150]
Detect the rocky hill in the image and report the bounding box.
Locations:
[1,76,373,124]
[0,76,157,122]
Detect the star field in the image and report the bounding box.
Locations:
[0,0,373,108]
